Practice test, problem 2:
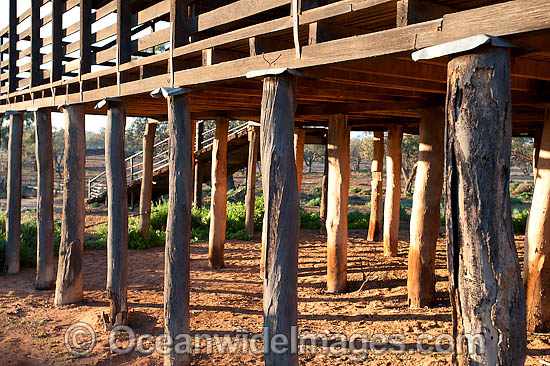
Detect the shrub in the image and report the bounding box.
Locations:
[306,197,321,207]
[512,182,534,202]
[349,186,362,194]
[348,211,370,229]
[300,210,321,230]
[512,209,529,234]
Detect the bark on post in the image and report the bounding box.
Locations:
[163,91,193,366]
[525,106,550,332]
[194,121,204,208]
[446,47,526,364]
[260,73,299,366]
[105,100,128,327]
[35,109,55,289]
[208,118,228,269]
[294,128,305,198]
[245,125,259,236]
[367,131,384,242]
[407,108,444,308]
[320,145,328,235]
[5,112,23,274]
[383,124,403,257]
[55,105,86,305]
[533,127,542,183]
[326,114,350,293]
[139,121,157,237]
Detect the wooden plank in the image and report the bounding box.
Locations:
[31,0,42,87]
[51,0,63,81]
[117,0,132,64]
[93,1,116,23]
[9,0,17,92]
[80,0,92,75]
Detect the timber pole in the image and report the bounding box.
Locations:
[139,121,157,237]
[367,131,384,242]
[104,99,129,327]
[294,128,305,198]
[256,70,299,366]
[320,144,328,235]
[5,111,23,274]
[35,108,55,289]
[525,106,550,332]
[193,121,204,208]
[208,118,229,269]
[407,107,444,308]
[152,87,192,366]
[326,114,350,293]
[55,105,86,305]
[245,125,259,236]
[444,44,526,364]
[383,124,402,257]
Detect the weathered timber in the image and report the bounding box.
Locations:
[8,0,17,92]
[525,106,550,332]
[367,131,384,242]
[446,47,526,365]
[294,128,305,197]
[260,73,299,366]
[326,114,350,293]
[139,121,157,237]
[397,0,454,27]
[55,105,86,305]
[30,0,41,87]
[80,0,92,75]
[51,0,63,82]
[320,146,328,235]
[164,92,192,366]
[171,0,191,48]
[105,100,128,327]
[5,112,23,274]
[407,107,444,308]
[383,124,402,257]
[193,121,204,208]
[35,109,55,289]
[245,125,259,236]
[117,0,132,64]
[208,118,229,269]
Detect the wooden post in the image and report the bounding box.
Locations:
[208,118,229,269]
[259,72,299,366]
[162,90,193,366]
[446,46,526,364]
[533,127,542,183]
[245,125,259,236]
[139,122,157,237]
[367,131,384,242]
[383,124,402,257]
[320,145,328,235]
[407,108,444,308]
[326,114,350,293]
[51,0,63,82]
[30,0,41,87]
[35,109,55,289]
[525,106,550,332]
[8,0,17,92]
[117,0,131,64]
[4,112,23,274]
[294,128,305,198]
[105,100,128,327]
[55,105,86,305]
[193,121,204,208]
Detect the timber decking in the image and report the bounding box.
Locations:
[0,0,549,135]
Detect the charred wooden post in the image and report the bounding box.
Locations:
[407,107,444,308]
[294,128,305,198]
[320,145,328,235]
[383,124,403,256]
[254,70,299,366]
[208,118,229,269]
[5,111,23,274]
[245,125,260,236]
[152,87,193,366]
[55,105,86,305]
[442,42,526,363]
[367,131,384,242]
[525,106,550,332]
[326,114,350,293]
[103,99,129,327]
[35,109,55,289]
[139,121,157,237]
[193,121,204,208]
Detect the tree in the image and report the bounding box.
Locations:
[350,137,364,172]
[511,137,534,175]
[401,134,419,194]
[52,128,65,180]
[303,144,325,173]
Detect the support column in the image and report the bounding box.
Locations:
[35,109,55,289]
[259,72,299,366]
[383,124,402,257]
[407,108,444,308]
[4,111,23,274]
[105,100,128,327]
[320,144,328,235]
[533,127,542,183]
[446,46,525,364]
[193,121,204,208]
[55,105,86,305]
[208,118,228,269]
[326,114,350,293]
[294,128,305,198]
[245,125,259,236]
[526,106,550,332]
[367,131,384,242]
[155,88,193,366]
[139,121,157,237]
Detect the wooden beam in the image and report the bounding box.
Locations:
[80,0,92,75]
[51,0,64,82]
[193,121,204,208]
[245,125,259,236]
[8,0,17,92]
[367,131,384,242]
[30,0,42,87]
[397,0,454,27]
[139,122,157,237]
[294,128,305,197]
[117,0,132,64]
[383,123,402,257]
[308,22,361,45]
[170,0,191,48]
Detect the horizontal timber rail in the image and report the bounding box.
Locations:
[0,0,549,136]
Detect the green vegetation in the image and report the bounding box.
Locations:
[512,209,530,234]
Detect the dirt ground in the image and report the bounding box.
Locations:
[1,227,550,366]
